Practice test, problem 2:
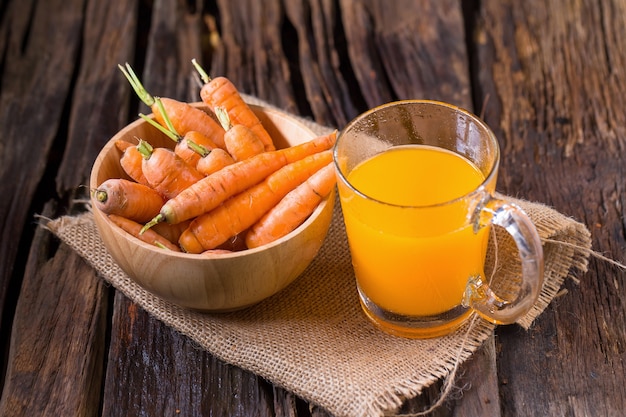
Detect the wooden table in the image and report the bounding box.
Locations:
[1,0,625,415]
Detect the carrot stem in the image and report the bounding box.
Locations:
[109,214,180,252]
[215,106,232,131]
[155,97,180,137]
[140,103,210,160]
[186,140,210,157]
[154,242,174,251]
[139,113,180,143]
[94,189,108,203]
[118,63,155,107]
[136,139,154,159]
[191,58,211,84]
[141,214,165,234]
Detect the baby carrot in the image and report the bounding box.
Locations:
[152,96,222,166]
[144,131,337,228]
[245,162,336,248]
[192,59,275,151]
[118,140,149,186]
[119,63,226,149]
[93,178,165,223]
[215,106,265,161]
[175,130,217,167]
[178,150,333,253]
[136,140,204,200]
[115,139,134,152]
[195,147,235,176]
[139,105,218,168]
[280,130,336,162]
[108,214,181,252]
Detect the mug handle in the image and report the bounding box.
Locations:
[465,196,544,324]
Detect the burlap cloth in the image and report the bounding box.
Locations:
[44,104,592,417]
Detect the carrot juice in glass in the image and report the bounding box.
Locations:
[334,100,544,338]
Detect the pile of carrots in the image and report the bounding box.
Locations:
[92,61,337,255]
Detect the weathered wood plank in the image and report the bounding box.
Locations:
[476,0,626,415]
[55,0,138,194]
[141,0,205,107]
[338,0,472,110]
[283,0,359,127]
[1,0,139,416]
[0,202,108,416]
[0,0,85,326]
[337,0,393,108]
[451,337,501,416]
[212,0,297,113]
[102,293,280,417]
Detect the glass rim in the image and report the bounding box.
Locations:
[333,99,501,209]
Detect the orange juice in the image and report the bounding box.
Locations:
[340,145,490,317]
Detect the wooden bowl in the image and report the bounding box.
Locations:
[90,104,334,312]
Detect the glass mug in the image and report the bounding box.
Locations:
[333,100,544,338]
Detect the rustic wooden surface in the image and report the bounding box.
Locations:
[1,0,624,416]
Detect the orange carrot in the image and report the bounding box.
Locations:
[108,214,181,252]
[115,139,134,152]
[93,178,165,223]
[136,140,204,200]
[153,97,221,166]
[215,106,265,161]
[245,162,336,248]
[119,141,149,185]
[144,131,337,229]
[192,59,275,151]
[178,150,333,253]
[175,130,218,167]
[152,97,226,149]
[195,147,235,176]
[140,99,223,170]
[119,63,226,149]
[279,130,336,162]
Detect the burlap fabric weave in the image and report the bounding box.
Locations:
[44,103,592,417]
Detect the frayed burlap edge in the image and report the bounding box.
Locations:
[506,196,592,328]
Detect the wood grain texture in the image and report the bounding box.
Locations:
[141,0,205,107]
[0,0,85,325]
[0,202,108,416]
[55,0,137,194]
[212,0,297,113]
[283,0,359,127]
[476,1,626,416]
